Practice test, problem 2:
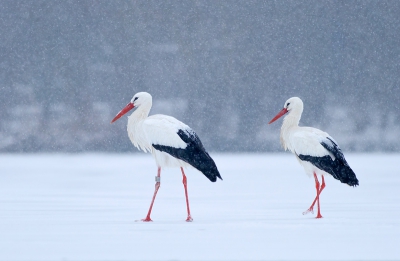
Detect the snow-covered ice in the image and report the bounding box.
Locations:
[1,153,399,260]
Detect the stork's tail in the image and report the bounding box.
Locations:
[335,164,359,187]
[298,154,359,187]
[151,144,222,182]
[193,151,222,182]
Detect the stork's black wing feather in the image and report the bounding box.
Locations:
[152,129,222,182]
[298,137,359,186]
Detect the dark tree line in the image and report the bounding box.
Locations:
[1,1,399,152]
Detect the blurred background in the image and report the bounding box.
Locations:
[1,0,399,153]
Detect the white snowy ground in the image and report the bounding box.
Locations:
[0,153,399,261]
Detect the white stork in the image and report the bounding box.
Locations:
[111,92,222,222]
[269,97,358,218]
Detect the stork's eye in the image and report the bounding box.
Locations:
[286,102,290,107]
[134,97,138,101]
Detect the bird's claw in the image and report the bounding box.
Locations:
[140,217,153,222]
[302,208,314,215]
[186,216,193,222]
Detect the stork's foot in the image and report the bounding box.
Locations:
[141,216,153,222]
[302,207,314,215]
[315,213,323,219]
[185,215,193,222]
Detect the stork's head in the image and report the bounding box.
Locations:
[269,97,303,124]
[130,92,152,107]
[111,92,152,123]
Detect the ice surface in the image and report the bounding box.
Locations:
[0,153,399,260]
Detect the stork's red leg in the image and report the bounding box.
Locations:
[181,167,193,222]
[142,167,161,222]
[315,175,326,219]
[302,173,320,215]
[303,173,325,218]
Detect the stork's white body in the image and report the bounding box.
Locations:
[280,114,336,178]
[127,113,192,168]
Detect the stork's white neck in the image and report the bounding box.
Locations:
[126,102,153,152]
[280,110,302,151]
[130,102,152,121]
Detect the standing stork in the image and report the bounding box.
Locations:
[269,97,358,218]
[111,92,222,222]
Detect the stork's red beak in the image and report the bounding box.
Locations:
[111,102,135,123]
[269,108,288,124]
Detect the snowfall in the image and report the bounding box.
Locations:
[1,153,399,261]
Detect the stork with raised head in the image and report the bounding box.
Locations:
[269,97,358,218]
[111,92,222,222]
